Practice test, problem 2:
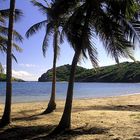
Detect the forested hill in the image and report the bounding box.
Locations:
[0,74,24,82]
[38,62,140,82]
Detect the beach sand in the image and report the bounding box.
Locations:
[0,94,140,140]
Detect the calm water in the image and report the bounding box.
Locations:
[0,82,140,103]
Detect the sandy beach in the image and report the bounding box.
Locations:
[0,94,140,140]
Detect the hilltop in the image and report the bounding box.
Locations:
[38,62,140,82]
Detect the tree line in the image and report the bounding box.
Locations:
[0,0,140,135]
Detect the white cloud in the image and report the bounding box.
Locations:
[12,70,32,77]
[19,63,38,68]
[2,66,39,81]
[12,70,38,81]
[2,65,6,68]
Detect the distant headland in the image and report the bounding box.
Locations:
[38,62,140,83]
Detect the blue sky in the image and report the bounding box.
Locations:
[1,0,140,81]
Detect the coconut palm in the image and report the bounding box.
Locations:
[0,7,23,84]
[49,0,140,134]
[0,25,23,54]
[0,8,23,65]
[26,0,62,113]
[0,0,20,127]
[0,8,23,51]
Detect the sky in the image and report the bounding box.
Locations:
[1,0,140,81]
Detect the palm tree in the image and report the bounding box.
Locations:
[50,0,140,134]
[0,24,23,54]
[26,0,61,114]
[0,6,23,82]
[0,0,16,127]
[0,8,23,50]
[0,8,23,66]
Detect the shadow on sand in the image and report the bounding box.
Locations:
[0,124,109,140]
[0,125,56,140]
[68,105,140,113]
[12,113,41,122]
[45,126,109,140]
[0,104,139,139]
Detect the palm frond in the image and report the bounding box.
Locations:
[12,53,18,63]
[0,9,10,19]
[0,35,8,51]
[0,35,22,52]
[26,20,47,38]
[0,26,23,43]
[0,9,23,22]
[101,25,135,63]
[0,25,8,36]
[42,22,53,57]
[0,15,5,23]
[89,4,135,63]
[106,0,138,18]
[122,19,140,44]
[0,43,6,53]
[13,30,23,43]
[14,9,23,22]
[12,43,23,52]
[31,0,48,15]
[105,0,140,46]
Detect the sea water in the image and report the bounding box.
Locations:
[0,82,140,103]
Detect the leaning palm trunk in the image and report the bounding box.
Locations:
[0,0,15,127]
[50,49,81,134]
[43,30,58,114]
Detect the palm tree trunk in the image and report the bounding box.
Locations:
[43,30,58,114]
[50,49,81,134]
[0,0,15,127]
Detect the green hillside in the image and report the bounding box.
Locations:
[38,62,140,82]
[0,73,24,82]
[38,64,87,82]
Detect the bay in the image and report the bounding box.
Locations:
[0,82,140,103]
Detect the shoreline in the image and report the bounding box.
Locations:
[0,92,140,104]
